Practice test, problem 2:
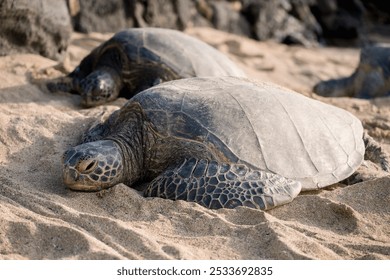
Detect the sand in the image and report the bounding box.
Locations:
[0,27,389,260]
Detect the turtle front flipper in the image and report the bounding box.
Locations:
[46,75,75,93]
[313,74,356,97]
[144,158,302,210]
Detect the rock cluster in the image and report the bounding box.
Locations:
[1,0,389,61]
[69,0,390,47]
[0,0,72,61]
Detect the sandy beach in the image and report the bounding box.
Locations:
[0,27,389,260]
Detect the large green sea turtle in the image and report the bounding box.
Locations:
[62,77,389,210]
[48,28,245,107]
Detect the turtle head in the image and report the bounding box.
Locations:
[62,140,125,191]
[75,68,122,107]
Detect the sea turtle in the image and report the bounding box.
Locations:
[313,45,390,98]
[47,27,246,107]
[62,76,389,210]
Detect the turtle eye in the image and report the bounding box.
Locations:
[77,159,97,173]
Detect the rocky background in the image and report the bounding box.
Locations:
[1,0,390,61]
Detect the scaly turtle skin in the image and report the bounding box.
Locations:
[313,45,390,98]
[48,28,246,107]
[62,77,389,210]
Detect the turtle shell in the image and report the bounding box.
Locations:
[130,76,365,190]
[75,27,246,81]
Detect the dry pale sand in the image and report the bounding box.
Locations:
[0,27,389,260]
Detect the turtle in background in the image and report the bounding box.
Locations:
[62,77,389,210]
[313,45,390,98]
[47,27,246,107]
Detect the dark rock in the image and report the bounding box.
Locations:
[364,0,390,24]
[0,0,72,61]
[135,0,179,29]
[242,0,321,46]
[361,1,390,44]
[135,0,212,30]
[180,0,212,29]
[211,1,251,37]
[72,0,132,33]
[70,0,212,33]
[65,0,390,48]
[176,0,195,29]
[310,0,366,44]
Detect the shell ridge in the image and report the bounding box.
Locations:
[175,108,242,163]
[225,90,267,169]
[314,102,350,157]
[348,122,357,169]
[173,34,197,76]
[308,100,363,183]
[347,120,361,169]
[134,30,146,64]
[133,92,162,108]
[272,93,320,172]
[180,91,187,112]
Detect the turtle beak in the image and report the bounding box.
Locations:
[62,167,102,191]
[63,167,79,187]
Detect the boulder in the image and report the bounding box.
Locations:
[211,1,251,37]
[310,0,366,44]
[242,0,321,46]
[0,0,72,61]
[71,0,132,33]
